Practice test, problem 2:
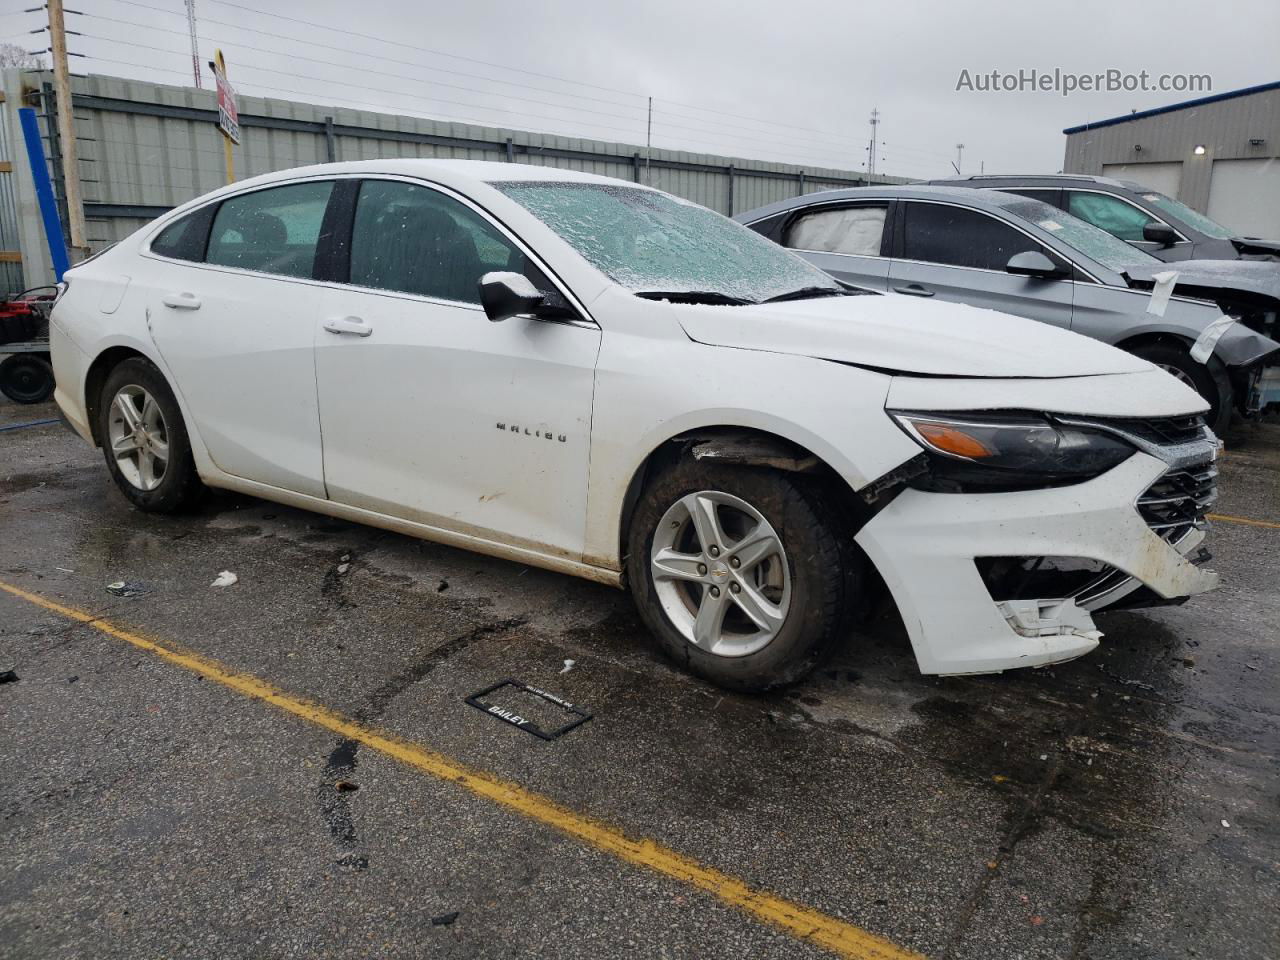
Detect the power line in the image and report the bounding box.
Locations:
[77,34,648,138]
[203,0,646,99]
[96,0,945,159]
[89,0,953,168]
[85,29,856,165]
[76,37,863,170]
[91,3,650,116]
[80,12,673,132]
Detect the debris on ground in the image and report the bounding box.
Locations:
[210,571,238,588]
[437,580,449,592]
[560,659,576,674]
[105,581,146,598]
[1096,664,1156,692]
[334,779,359,793]
[337,563,350,575]
[431,912,459,926]
[0,669,18,684]
[55,566,74,573]
[1221,819,1231,828]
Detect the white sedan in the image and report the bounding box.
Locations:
[50,160,1219,690]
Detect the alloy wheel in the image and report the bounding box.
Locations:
[107,384,170,491]
[1156,362,1198,390]
[649,490,791,657]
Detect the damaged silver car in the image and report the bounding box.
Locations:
[738,186,1280,434]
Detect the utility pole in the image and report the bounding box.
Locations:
[954,142,965,176]
[867,108,879,177]
[185,0,201,89]
[47,0,86,258]
[645,96,652,184]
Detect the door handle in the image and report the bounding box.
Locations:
[892,284,935,297]
[161,292,202,310]
[323,316,373,337]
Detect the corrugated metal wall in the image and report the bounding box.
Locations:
[0,89,25,295]
[1062,86,1280,215]
[0,69,905,285]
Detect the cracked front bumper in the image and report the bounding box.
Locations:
[855,452,1219,675]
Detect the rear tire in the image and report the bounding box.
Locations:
[1130,341,1232,436]
[98,357,204,512]
[0,354,54,404]
[625,459,858,692]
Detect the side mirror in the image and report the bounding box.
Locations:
[479,271,544,322]
[1142,222,1178,247]
[1005,251,1066,279]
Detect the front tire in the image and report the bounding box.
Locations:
[626,460,856,692]
[1131,341,1233,436]
[98,357,204,512]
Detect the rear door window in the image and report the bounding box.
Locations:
[1065,191,1160,242]
[901,202,1043,271]
[784,205,888,256]
[206,181,334,279]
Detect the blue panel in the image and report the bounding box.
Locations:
[18,106,70,281]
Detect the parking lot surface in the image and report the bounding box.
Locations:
[1,397,1277,959]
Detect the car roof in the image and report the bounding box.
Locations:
[924,174,1144,190]
[183,158,653,202]
[734,183,1031,223]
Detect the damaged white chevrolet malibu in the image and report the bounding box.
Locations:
[49,160,1219,691]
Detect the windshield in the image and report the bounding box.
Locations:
[1139,191,1236,239]
[493,181,840,303]
[993,195,1161,273]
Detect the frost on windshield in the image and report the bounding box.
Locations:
[1142,193,1236,239]
[997,196,1158,273]
[493,181,837,302]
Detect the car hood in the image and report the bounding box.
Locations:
[1124,259,1280,302]
[673,294,1151,378]
[1231,236,1280,260]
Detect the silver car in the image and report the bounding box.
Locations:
[737,186,1280,434]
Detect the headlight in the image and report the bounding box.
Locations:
[889,410,1134,491]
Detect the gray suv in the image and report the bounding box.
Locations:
[928,174,1280,262]
[737,186,1280,434]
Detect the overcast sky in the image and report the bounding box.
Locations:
[36,0,1280,179]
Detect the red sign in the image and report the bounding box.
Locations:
[209,51,240,145]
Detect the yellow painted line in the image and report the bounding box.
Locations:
[0,580,920,960]
[1208,513,1280,531]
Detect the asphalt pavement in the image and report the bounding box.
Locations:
[1,396,1277,959]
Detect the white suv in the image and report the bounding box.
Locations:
[49,160,1219,690]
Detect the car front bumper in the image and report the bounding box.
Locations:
[855,451,1219,675]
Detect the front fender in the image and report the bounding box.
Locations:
[583,330,917,570]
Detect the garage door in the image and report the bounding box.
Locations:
[1101,161,1184,198]
[1207,158,1280,239]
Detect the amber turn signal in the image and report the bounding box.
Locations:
[913,422,995,459]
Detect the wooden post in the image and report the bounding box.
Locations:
[47,0,86,258]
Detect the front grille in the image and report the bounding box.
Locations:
[1138,460,1217,540]
[1076,413,1209,447]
